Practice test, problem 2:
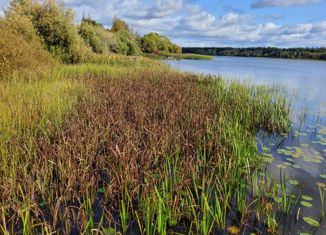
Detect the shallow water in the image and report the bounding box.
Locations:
[165,56,326,234]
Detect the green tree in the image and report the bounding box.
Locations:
[140,32,181,54]
[6,0,91,63]
[111,18,129,32]
[140,33,160,53]
[79,17,106,53]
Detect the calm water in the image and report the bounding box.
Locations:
[165,56,326,234]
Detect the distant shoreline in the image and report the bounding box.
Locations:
[182,47,326,61]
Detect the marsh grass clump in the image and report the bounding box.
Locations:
[0,55,293,234]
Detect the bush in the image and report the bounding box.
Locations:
[113,30,142,56]
[6,0,91,63]
[0,18,56,79]
[79,17,120,54]
[111,18,129,32]
[140,32,181,54]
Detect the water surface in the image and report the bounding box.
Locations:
[165,56,326,234]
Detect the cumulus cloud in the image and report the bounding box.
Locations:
[0,0,9,16]
[251,0,320,8]
[148,0,184,18]
[59,0,326,47]
[0,0,324,47]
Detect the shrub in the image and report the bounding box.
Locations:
[6,0,91,63]
[114,30,142,56]
[111,18,129,32]
[79,17,120,54]
[79,18,106,53]
[0,18,56,79]
[140,32,182,54]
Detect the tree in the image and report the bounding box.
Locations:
[79,17,106,53]
[111,18,129,32]
[141,33,159,53]
[6,0,91,63]
[140,32,181,54]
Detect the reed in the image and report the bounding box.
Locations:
[0,55,293,234]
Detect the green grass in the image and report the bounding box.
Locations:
[164,53,214,60]
[147,52,214,60]
[0,54,296,234]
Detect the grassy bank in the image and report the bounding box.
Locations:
[164,53,214,60]
[0,54,295,234]
[148,52,214,60]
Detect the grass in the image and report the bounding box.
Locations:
[164,53,214,60]
[146,52,214,60]
[0,54,294,234]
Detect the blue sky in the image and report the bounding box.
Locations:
[0,0,325,47]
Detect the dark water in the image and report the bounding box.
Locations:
[165,56,326,234]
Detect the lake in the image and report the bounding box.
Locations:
[165,56,326,234]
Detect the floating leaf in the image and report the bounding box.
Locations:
[311,159,322,164]
[263,153,273,158]
[320,174,326,179]
[289,179,299,186]
[263,157,274,163]
[263,147,270,152]
[303,157,313,163]
[303,216,320,227]
[300,232,312,235]
[316,182,326,188]
[277,164,287,169]
[286,158,294,162]
[227,226,240,234]
[292,164,301,169]
[300,201,313,207]
[301,195,313,201]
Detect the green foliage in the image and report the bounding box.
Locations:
[183,47,326,61]
[6,0,91,63]
[4,1,181,61]
[79,17,142,56]
[79,18,107,53]
[115,30,142,55]
[0,18,56,79]
[140,32,181,54]
[111,18,129,32]
[5,1,38,41]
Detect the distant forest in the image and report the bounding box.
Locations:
[182,47,326,61]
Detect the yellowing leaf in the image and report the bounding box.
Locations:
[227,226,240,234]
[316,182,326,188]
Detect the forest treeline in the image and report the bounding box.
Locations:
[183,47,326,60]
[0,0,181,78]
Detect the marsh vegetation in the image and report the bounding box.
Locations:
[0,0,324,234]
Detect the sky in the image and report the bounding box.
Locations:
[0,0,325,47]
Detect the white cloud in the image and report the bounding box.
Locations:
[149,0,184,18]
[251,0,320,8]
[0,0,9,16]
[60,0,325,47]
[0,0,324,47]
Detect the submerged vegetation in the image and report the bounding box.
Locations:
[1,0,324,234]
